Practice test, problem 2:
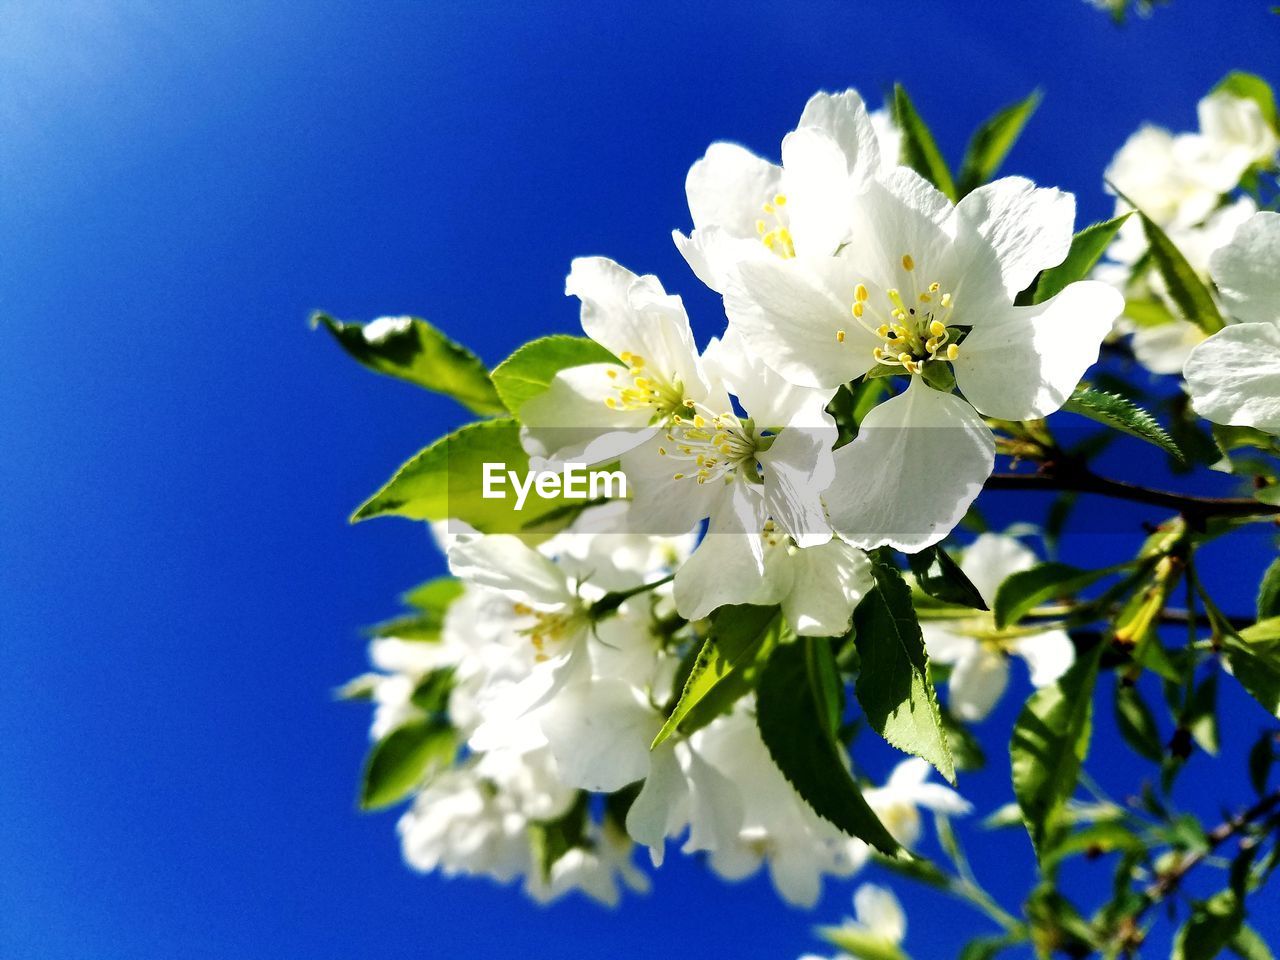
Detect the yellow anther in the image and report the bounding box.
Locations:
[606,369,618,379]
[892,324,910,339]
[852,302,864,319]
[693,415,706,428]
[605,397,617,408]
[658,447,667,456]
[756,220,766,235]
[720,443,733,455]
[855,283,869,302]
[947,344,960,361]
[630,355,644,368]
[876,324,890,338]
[763,203,775,214]
[929,282,940,292]
[941,293,952,308]
[673,473,685,480]
[773,193,787,206]
[619,351,632,363]
[836,329,846,343]
[930,320,946,337]
[898,352,912,364]
[873,347,885,359]
[919,292,932,303]
[902,254,915,271]
[634,377,650,389]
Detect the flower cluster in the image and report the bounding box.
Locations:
[328,72,1280,953]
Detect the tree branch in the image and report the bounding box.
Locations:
[985,466,1280,520]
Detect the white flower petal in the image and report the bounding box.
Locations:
[1209,211,1280,327]
[781,540,872,637]
[955,280,1122,420]
[517,363,654,463]
[674,531,784,622]
[540,679,657,793]
[948,648,1009,722]
[797,88,882,180]
[761,424,835,548]
[827,380,995,552]
[1011,630,1076,687]
[954,177,1076,302]
[685,141,781,238]
[724,256,881,389]
[853,884,907,942]
[959,533,1038,607]
[780,127,856,258]
[922,623,977,665]
[624,742,685,866]
[1184,323,1280,435]
[447,535,573,608]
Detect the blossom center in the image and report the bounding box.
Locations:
[603,351,687,421]
[838,254,960,375]
[658,402,759,485]
[511,603,585,662]
[754,193,795,259]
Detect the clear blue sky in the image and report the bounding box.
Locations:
[1,2,1277,958]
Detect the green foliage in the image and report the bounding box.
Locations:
[819,925,910,960]
[490,334,618,416]
[1258,559,1280,620]
[757,637,900,855]
[1011,646,1102,859]
[1214,71,1279,133]
[993,561,1125,629]
[403,576,465,614]
[351,419,565,529]
[1224,638,1280,720]
[1059,387,1186,461]
[854,554,955,783]
[1173,890,1244,960]
[359,717,455,810]
[956,90,1041,198]
[529,793,590,882]
[313,312,504,415]
[652,605,782,748]
[1136,211,1227,334]
[1114,679,1164,763]
[892,84,958,202]
[907,545,988,610]
[1019,214,1131,306]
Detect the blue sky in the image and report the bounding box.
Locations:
[1,2,1277,957]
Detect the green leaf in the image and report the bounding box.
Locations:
[1059,387,1185,461]
[334,673,381,701]
[489,334,618,416]
[854,555,954,783]
[908,545,988,610]
[941,707,987,771]
[1173,890,1243,960]
[1186,671,1220,756]
[957,90,1041,197]
[1113,680,1164,763]
[1137,211,1226,334]
[893,84,958,202]
[993,560,1124,629]
[652,605,782,748]
[352,418,567,530]
[1020,214,1131,306]
[1043,821,1146,868]
[313,312,504,415]
[1214,71,1278,132]
[1011,646,1101,859]
[359,719,455,811]
[529,793,590,882]
[1224,638,1280,719]
[918,358,957,393]
[402,576,464,617]
[1258,559,1280,620]
[1248,732,1275,795]
[820,926,910,960]
[756,637,900,855]
[1229,925,1275,960]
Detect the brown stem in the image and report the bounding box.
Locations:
[985,467,1280,520]
[1144,789,1280,902]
